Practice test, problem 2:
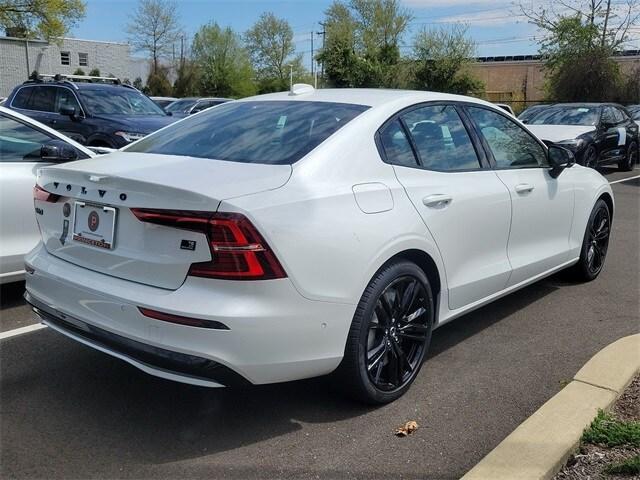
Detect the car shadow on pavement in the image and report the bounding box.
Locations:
[0,281,26,309]
[1,276,561,469]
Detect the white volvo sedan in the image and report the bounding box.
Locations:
[25,87,613,404]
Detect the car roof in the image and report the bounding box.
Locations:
[0,105,95,157]
[240,88,497,109]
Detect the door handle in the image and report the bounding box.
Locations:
[514,183,535,194]
[422,194,452,208]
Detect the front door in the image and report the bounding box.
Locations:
[465,106,575,286]
[378,103,513,310]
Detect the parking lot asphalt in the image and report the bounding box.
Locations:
[1,168,638,480]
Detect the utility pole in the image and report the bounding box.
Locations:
[310,31,314,77]
[289,64,293,91]
[316,24,326,88]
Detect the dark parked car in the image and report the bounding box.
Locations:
[165,97,232,118]
[150,96,178,109]
[525,103,639,171]
[6,76,177,148]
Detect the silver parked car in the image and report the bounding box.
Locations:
[0,106,95,284]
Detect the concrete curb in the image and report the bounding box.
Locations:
[461,334,640,480]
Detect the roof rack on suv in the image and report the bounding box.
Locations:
[28,74,122,86]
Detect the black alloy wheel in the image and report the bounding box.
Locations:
[337,260,434,404]
[570,199,611,281]
[583,145,598,169]
[366,276,429,392]
[619,141,638,172]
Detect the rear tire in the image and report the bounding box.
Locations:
[336,260,434,404]
[568,199,611,282]
[618,141,637,172]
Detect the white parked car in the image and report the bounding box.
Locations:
[25,88,614,403]
[0,106,95,284]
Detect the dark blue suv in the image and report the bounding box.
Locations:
[6,78,177,148]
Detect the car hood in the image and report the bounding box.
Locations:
[92,114,178,133]
[526,125,596,143]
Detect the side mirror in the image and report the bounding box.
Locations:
[59,106,78,119]
[548,145,575,178]
[40,140,78,162]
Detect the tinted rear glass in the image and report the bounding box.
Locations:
[126,101,369,165]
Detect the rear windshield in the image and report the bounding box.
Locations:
[165,98,198,113]
[528,106,600,126]
[126,100,369,164]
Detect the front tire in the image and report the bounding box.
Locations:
[619,141,637,172]
[582,144,598,169]
[569,199,611,282]
[337,260,434,404]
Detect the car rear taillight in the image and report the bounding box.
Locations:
[131,209,286,280]
[33,184,60,203]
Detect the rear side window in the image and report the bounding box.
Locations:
[12,86,56,112]
[379,120,417,167]
[127,101,369,165]
[401,105,480,171]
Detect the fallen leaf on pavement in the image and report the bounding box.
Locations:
[395,420,419,437]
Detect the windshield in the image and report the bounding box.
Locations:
[629,107,640,120]
[528,106,600,126]
[165,99,198,113]
[81,89,166,115]
[518,105,547,123]
[126,100,369,164]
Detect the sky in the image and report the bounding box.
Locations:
[71,0,640,66]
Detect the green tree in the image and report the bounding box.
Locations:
[126,0,181,74]
[411,25,483,95]
[73,67,85,75]
[317,0,412,88]
[133,77,144,90]
[146,64,172,95]
[88,67,100,76]
[173,59,200,96]
[521,0,639,101]
[245,12,305,92]
[192,22,256,98]
[0,0,86,40]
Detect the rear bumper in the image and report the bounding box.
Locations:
[25,243,355,386]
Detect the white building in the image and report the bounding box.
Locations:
[0,36,145,97]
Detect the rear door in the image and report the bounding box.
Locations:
[465,105,575,286]
[0,113,55,276]
[10,85,58,127]
[380,103,513,310]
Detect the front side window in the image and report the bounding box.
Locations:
[127,101,369,165]
[379,119,417,167]
[467,106,548,169]
[55,88,82,114]
[80,88,166,115]
[0,114,53,162]
[401,105,480,171]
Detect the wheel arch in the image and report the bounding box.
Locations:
[377,249,443,314]
[598,191,614,221]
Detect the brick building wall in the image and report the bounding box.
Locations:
[470,54,640,105]
[0,36,135,97]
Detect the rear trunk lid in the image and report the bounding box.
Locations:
[35,152,291,289]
